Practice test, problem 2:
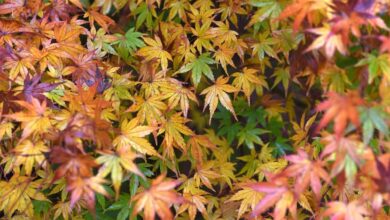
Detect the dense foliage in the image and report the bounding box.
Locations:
[0,0,389,219]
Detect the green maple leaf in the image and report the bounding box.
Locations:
[237,123,268,149]
[113,28,145,61]
[356,53,390,83]
[247,0,281,28]
[179,53,215,87]
[133,3,154,30]
[251,32,279,60]
[271,67,290,96]
[360,107,389,144]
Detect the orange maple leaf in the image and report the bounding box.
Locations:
[132,175,184,220]
[315,91,364,138]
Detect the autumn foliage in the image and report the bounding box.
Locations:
[0,0,390,219]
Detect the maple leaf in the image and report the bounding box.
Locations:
[283,149,330,199]
[91,114,114,148]
[3,50,35,80]
[67,175,109,211]
[316,91,364,138]
[103,71,135,103]
[329,0,388,46]
[165,0,190,22]
[238,150,263,178]
[355,53,390,84]
[251,31,279,60]
[160,82,198,118]
[359,106,389,144]
[191,20,216,53]
[0,0,25,15]
[323,200,370,220]
[290,114,317,147]
[178,53,215,87]
[255,159,288,181]
[85,9,115,32]
[209,21,238,47]
[140,74,171,97]
[91,0,114,14]
[52,112,101,150]
[52,201,76,220]
[132,2,156,30]
[193,161,220,191]
[289,41,322,78]
[232,67,268,104]
[113,118,159,156]
[44,0,79,21]
[0,174,49,217]
[213,45,236,74]
[247,0,282,28]
[320,134,366,184]
[201,76,239,124]
[49,147,98,180]
[113,28,145,61]
[379,35,390,53]
[248,176,297,220]
[278,0,332,31]
[177,181,209,220]
[96,148,144,199]
[260,95,286,119]
[306,25,347,58]
[360,153,390,195]
[0,0,43,17]
[51,23,86,59]
[271,67,290,96]
[29,45,63,71]
[132,175,183,220]
[137,36,172,71]
[186,134,216,164]
[1,0,390,218]
[214,159,236,189]
[237,123,267,149]
[159,112,194,158]
[0,18,34,46]
[14,140,49,176]
[126,96,167,125]
[88,28,118,57]
[64,83,111,117]
[6,98,52,139]
[20,74,61,103]
[228,184,264,219]
[67,53,98,83]
[0,121,13,141]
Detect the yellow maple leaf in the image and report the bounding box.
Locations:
[137,36,172,71]
[6,98,52,139]
[201,76,239,124]
[126,96,167,125]
[113,118,159,156]
[0,174,49,218]
[213,45,236,74]
[160,82,198,118]
[0,121,13,141]
[14,140,49,175]
[177,181,209,220]
[228,184,264,219]
[158,112,194,157]
[232,67,268,104]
